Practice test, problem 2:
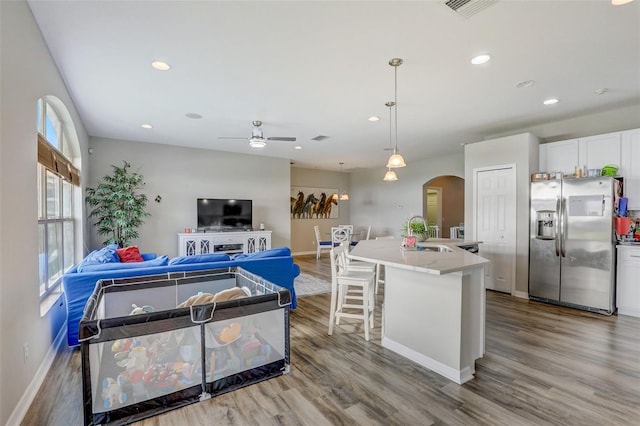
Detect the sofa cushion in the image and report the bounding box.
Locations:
[231,246,291,260]
[169,253,230,265]
[77,244,119,272]
[116,245,144,262]
[78,255,169,272]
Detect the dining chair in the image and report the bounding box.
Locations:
[314,225,333,260]
[428,225,440,238]
[331,226,350,248]
[328,245,376,341]
[364,225,372,240]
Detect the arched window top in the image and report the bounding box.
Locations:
[37,96,81,168]
[37,96,81,184]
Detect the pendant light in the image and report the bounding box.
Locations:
[332,162,350,201]
[386,58,406,168]
[383,101,398,181]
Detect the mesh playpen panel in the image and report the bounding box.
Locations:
[79,267,290,425]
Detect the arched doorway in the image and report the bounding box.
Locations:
[422,176,464,239]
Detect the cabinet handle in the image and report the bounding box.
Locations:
[630,255,640,258]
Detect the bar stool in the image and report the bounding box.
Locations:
[328,245,376,341]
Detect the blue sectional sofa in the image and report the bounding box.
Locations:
[62,246,300,346]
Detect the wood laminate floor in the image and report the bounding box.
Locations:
[23,254,640,425]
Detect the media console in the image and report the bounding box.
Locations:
[178,230,272,256]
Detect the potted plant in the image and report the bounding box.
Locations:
[402,216,429,242]
[85,161,150,247]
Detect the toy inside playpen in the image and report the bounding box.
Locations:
[79,267,290,425]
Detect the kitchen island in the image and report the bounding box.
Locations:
[349,238,489,384]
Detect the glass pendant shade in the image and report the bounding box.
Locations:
[386,152,406,168]
[335,162,349,201]
[384,169,398,181]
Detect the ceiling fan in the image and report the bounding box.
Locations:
[219,120,296,149]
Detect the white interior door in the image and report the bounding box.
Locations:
[475,167,516,293]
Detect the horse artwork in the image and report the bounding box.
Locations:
[290,187,339,220]
[301,193,319,219]
[321,195,338,219]
[291,191,305,219]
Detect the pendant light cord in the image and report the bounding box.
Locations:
[394,65,398,154]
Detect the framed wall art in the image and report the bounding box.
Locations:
[290,187,339,219]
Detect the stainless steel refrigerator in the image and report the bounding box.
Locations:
[529,176,616,315]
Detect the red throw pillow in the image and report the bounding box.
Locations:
[116,246,144,263]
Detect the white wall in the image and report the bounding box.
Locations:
[88,138,291,256]
[464,132,539,296]
[0,1,90,423]
[350,152,465,238]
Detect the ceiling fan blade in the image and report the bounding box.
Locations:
[266,137,296,142]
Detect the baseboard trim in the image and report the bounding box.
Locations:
[514,291,529,299]
[6,322,67,426]
[292,250,317,256]
[381,337,474,385]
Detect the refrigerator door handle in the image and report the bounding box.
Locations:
[555,198,560,257]
[560,197,567,257]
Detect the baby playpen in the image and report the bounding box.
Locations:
[78,267,291,425]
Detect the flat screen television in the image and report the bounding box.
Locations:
[197,198,253,231]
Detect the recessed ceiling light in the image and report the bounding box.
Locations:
[185,113,202,119]
[594,88,608,95]
[611,0,633,5]
[368,116,380,122]
[141,124,153,129]
[151,60,171,71]
[516,80,535,88]
[294,146,302,150]
[543,98,559,106]
[470,54,491,65]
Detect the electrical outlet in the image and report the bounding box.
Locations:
[23,343,30,362]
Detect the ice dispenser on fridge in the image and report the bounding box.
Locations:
[535,210,556,240]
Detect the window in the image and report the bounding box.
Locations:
[37,98,80,302]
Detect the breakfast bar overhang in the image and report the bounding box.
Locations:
[349,239,490,384]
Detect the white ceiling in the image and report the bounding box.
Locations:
[27,0,640,172]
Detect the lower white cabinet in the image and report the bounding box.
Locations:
[178,231,271,256]
[616,245,640,318]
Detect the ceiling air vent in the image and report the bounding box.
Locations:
[311,135,329,141]
[443,0,497,19]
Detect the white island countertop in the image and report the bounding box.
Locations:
[349,238,489,275]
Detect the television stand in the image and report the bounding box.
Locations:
[178,230,271,256]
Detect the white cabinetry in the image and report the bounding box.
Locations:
[578,132,621,172]
[621,128,640,210]
[178,231,271,256]
[540,132,622,175]
[616,245,640,318]
[539,139,579,175]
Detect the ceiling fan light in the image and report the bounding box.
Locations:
[386,152,406,168]
[339,193,349,201]
[249,138,266,149]
[384,169,398,181]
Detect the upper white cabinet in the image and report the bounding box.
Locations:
[540,128,640,209]
[578,132,621,171]
[621,128,640,210]
[539,139,579,175]
[540,132,622,175]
